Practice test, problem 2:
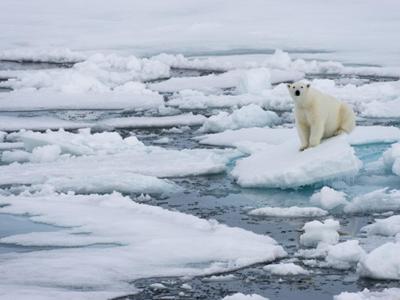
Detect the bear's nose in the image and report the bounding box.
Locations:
[295,90,300,96]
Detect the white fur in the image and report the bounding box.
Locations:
[287,81,355,151]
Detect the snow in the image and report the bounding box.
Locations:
[199,105,279,133]
[357,242,400,280]
[248,206,327,218]
[263,263,309,275]
[0,191,286,298]
[1,1,399,67]
[300,219,340,248]
[197,126,400,148]
[29,145,62,163]
[334,288,400,300]
[99,113,206,129]
[231,136,362,189]
[362,215,400,237]
[237,68,271,94]
[222,293,269,300]
[383,143,400,176]
[0,48,85,63]
[325,240,366,270]
[0,116,91,131]
[344,188,400,214]
[310,187,348,210]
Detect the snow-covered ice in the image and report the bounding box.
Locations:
[325,240,366,270]
[222,293,269,300]
[199,105,279,133]
[344,188,400,214]
[310,187,348,210]
[362,215,400,237]
[357,242,400,280]
[0,116,91,131]
[300,219,340,248]
[334,288,400,300]
[231,136,362,189]
[248,206,327,218]
[263,263,310,275]
[0,191,286,298]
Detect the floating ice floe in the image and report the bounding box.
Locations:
[344,188,400,214]
[334,288,400,300]
[98,113,206,129]
[0,116,92,131]
[231,136,362,189]
[310,187,348,210]
[357,242,400,280]
[0,191,286,299]
[197,126,400,148]
[0,130,239,194]
[199,104,279,133]
[361,215,400,236]
[0,48,85,63]
[300,219,340,248]
[149,68,302,93]
[324,240,366,270]
[222,293,269,300]
[263,263,310,275]
[383,143,400,176]
[248,206,327,218]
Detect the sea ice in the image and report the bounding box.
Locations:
[248,206,327,218]
[300,219,340,248]
[263,263,310,275]
[0,191,286,298]
[199,105,279,133]
[334,288,400,300]
[231,136,361,189]
[222,293,269,300]
[310,187,348,210]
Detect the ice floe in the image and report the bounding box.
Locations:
[0,116,91,131]
[0,191,286,298]
[334,288,400,300]
[99,113,206,129]
[199,105,279,133]
[222,293,269,300]
[231,136,361,189]
[310,187,348,210]
[357,242,400,280]
[300,219,340,248]
[383,143,400,176]
[248,206,327,218]
[344,188,400,214]
[197,126,400,148]
[263,263,310,275]
[361,215,400,237]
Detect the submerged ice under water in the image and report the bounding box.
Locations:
[1,52,400,300]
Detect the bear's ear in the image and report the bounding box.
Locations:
[306,84,310,88]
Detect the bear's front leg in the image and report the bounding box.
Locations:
[309,122,324,148]
[296,122,310,151]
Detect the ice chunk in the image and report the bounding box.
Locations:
[383,143,400,176]
[231,137,362,189]
[263,263,310,275]
[1,150,30,163]
[248,206,327,217]
[344,188,400,214]
[325,240,366,270]
[0,116,91,131]
[357,242,400,280]
[310,187,348,210]
[0,192,286,298]
[12,129,144,155]
[300,219,340,247]
[99,113,206,129]
[237,68,271,94]
[222,293,269,300]
[362,215,400,236]
[0,131,6,142]
[29,145,61,163]
[0,48,85,63]
[334,288,400,300]
[199,105,279,133]
[197,126,400,148]
[0,142,24,150]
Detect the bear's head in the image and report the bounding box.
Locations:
[287,82,311,103]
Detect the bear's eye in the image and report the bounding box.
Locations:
[301,86,303,88]
[292,86,295,89]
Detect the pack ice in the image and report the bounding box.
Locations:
[0,191,286,299]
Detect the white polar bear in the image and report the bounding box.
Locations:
[287,81,355,151]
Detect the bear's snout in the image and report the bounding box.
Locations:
[295,90,300,96]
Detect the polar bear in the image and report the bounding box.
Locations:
[287,82,355,151]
